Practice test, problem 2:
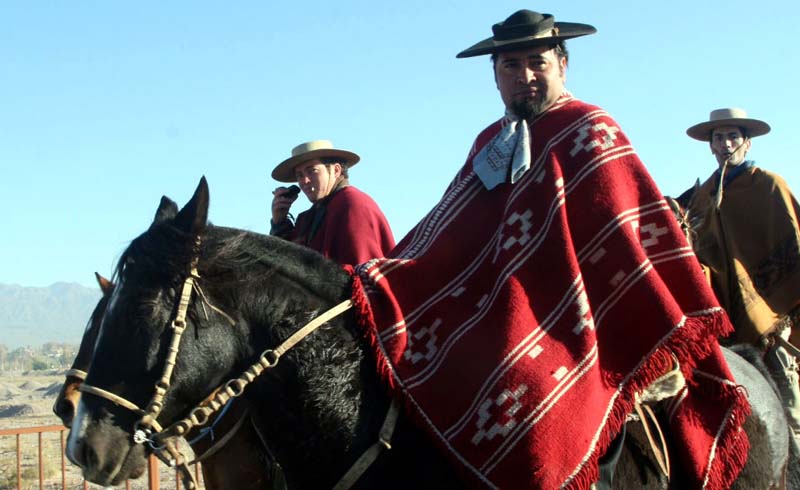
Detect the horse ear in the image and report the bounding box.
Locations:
[94,272,114,296]
[173,176,209,236]
[154,196,179,224]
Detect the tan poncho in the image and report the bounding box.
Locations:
[688,165,800,344]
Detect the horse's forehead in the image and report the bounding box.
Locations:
[91,279,123,358]
[94,276,170,370]
[104,276,126,319]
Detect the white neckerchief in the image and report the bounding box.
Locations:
[472,112,531,190]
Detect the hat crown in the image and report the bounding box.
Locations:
[492,10,555,41]
[291,140,334,158]
[709,108,748,122]
[456,9,595,58]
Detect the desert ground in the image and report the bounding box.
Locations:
[0,370,194,489]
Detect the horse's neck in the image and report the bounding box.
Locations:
[242,315,390,487]
[209,233,387,485]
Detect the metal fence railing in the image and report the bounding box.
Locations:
[0,424,203,490]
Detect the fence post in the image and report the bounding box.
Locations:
[148,454,160,490]
[38,432,43,490]
[16,433,21,490]
[60,431,67,490]
[0,424,195,490]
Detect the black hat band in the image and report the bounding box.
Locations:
[493,19,556,41]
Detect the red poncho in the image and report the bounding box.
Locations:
[287,186,395,266]
[352,94,749,489]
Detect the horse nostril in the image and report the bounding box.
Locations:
[84,441,100,470]
[69,437,99,470]
[53,399,75,428]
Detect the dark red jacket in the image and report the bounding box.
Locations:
[272,186,395,266]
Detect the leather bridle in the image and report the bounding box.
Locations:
[78,240,398,489]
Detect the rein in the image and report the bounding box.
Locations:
[162,298,354,439]
[64,368,87,380]
[78,241,396,489]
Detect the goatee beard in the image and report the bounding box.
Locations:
[511,97,546,120]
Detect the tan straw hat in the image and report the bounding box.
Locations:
[686,108,770,142]
[271,140,360,183]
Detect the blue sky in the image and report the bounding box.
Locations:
[2,1,798,288]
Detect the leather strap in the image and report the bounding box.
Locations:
[274,300,353,357]
[190,407,250,464]
[776,334,800,360]
[79,384,164,433]
[332,399,401,490]
[634,402,670,480]
[64,369,87,380]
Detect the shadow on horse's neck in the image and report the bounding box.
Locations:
[203,228,391,487]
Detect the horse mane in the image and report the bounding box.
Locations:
[112,222,349,298]
[104,210,360,372]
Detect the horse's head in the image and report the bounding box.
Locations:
[52,272,114,428]
[65,178,238,484]
[665,196,695,246]
[66,177,353,486]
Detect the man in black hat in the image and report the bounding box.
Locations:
[352,9,748,490]
[456,10,597,191]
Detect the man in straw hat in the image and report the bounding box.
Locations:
[270,140,395,265]
[685,108,800,448]
[351,9,748,489]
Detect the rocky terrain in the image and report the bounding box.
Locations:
[0,370,64,430]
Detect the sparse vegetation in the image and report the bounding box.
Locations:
[0,343,77,373]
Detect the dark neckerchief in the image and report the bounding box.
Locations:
[712,160,755,191]
[295,178,349,246]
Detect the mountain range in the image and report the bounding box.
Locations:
[0,282,101,349]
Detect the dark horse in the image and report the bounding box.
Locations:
[53,268,282,488]
[65,179,795,488]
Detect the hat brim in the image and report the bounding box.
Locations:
[271,148,360,183]
[686,118,771,141]
[456,22,597,58]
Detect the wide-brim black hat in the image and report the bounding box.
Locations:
[456,10,596,58]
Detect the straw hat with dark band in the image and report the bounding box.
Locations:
[686,108,771,142]
[272,140,360,183]
[456,10,596,58]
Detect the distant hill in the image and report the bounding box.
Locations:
[0,282,101,349]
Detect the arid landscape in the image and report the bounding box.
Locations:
[0,369,79,490]
[0,370,194,490]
